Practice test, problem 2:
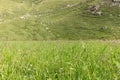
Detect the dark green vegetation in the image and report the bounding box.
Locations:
[0,0,120,40]
[0,41,120,80]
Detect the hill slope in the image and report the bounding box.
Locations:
[0,0,120,40]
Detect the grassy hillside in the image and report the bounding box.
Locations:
[0,0,120,40]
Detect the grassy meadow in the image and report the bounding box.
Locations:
[0,0,120,80]
[0,41,120,80]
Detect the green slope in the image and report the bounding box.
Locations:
[0,0,120,40]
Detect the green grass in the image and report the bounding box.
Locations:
[0,41,120,80]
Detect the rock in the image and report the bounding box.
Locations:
[45,27,49,30]
[20,13,31,19]
[89,5,100,12]
[67,4,71,7]
[88,5,102,16]
[110,14,113,16]
[91,11,102,16]
[96,11,102,16]
[100,26,108,31]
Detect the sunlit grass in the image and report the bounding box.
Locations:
[0,41,120,80]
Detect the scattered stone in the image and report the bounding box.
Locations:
[88,5,102,16]
[100,26,108,31]
[110,14,113,16]
[20,16,25,19]
[89,5,100,12]
[96,11,102,16]
[46,27,49,30]
[91,11,102,16]
[20,13,31,19]
[67,4,71,7]
[48,31,51,33]
[111,0,120,6]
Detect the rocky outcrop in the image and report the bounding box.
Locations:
[88,5,102,16]
[101,0,120,7]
